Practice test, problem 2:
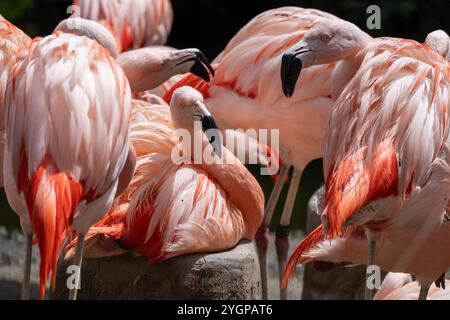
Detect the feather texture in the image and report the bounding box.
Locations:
[4,32,132,298]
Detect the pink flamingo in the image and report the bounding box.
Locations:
[66,87,265,266]
[164,6,370,299]
[117,46,215,94]
[56,17,214,100]
[374,273,450,300]
[0,16,31,188]
[73,0,173,52]
[425,30,450,60]
[281,36,450,300]
[4,27,134,299]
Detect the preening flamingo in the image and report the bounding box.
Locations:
[374,273,450,300]
[164,6,369,299]
[73,0,173,52]
[425,30,450,61]
[56,18,214,99]
[66,87,265,265]
[0,17,31,188]
[281,37,450,299]
[117,46,215,94]
[4,30,133,300]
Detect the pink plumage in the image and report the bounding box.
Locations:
[66,98,265,262]
[73,0,173,52]
[4,31,132,298]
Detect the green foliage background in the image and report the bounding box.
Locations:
[1,0,449,232]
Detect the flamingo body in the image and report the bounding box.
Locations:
[0,17,31,187]
[69,98,264,262]
[74,0,173,52]
[165,7,353,171]
[4,32,132,297]
[283,38,450,289]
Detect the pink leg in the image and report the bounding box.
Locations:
[276,168,302,300]
[275,225,290,300]
[255,225,269,300]
[255,164,290,300]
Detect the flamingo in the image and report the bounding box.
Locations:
[73,0,173,52]
[56,17,214,100]
[117,46,215,94]
[164,7,370,299]
[65,87,265,270]
[4,28,134,299]
[425,30,450,61]
[0,17,31,188]
[281,36,450,300]
[374,273,450,300]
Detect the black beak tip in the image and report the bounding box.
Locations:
[281,53,302,98]
[191,50,215,82]
[202,115,222,157]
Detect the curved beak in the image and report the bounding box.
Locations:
[201,114,222,158]
[177,49,215,82]
[280,47,311,98]
[194,100,222,158]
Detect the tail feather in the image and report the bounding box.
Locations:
[26,162,83,299]
[324,140,398,237]
[281,225,324,289]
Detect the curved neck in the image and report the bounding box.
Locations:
[200,152,264,239]
[118,49,191,93]
[191,130,264,239]
[331,51,365,100]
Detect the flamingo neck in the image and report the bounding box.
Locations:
[193,134,265,239]
[331,49,366,100]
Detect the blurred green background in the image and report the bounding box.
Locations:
[1,0,449,233]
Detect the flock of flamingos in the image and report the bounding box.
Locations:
[1,0,450,301]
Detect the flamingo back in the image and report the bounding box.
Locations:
[4,32,132,297]
[323,38,450,236]
[0,17,31,187]
[74,0,173,52]
[67,101,257,262]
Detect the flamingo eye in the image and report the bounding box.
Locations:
[320,34,331,42]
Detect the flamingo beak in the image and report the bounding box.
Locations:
[281,48,311,98]
[201,114,222,158]
[177,49,215,82]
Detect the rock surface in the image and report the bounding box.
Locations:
[0,226,302,300]
[52,241,262,300]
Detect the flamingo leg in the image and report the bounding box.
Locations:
[365,238,377,300]
[21,233,33,300]
[418,284,431,300]
[276,168,302,300]
[255,164,290,300]
[68,232,85,300]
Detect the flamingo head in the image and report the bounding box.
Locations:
[170,86,222,158]
[425,30,450,61]
[281,19,369,97]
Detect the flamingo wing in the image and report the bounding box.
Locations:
[323,38,450,236]
[4,32,131,296]
[70,101,248,262]
[0,17,31,187]
[74,0,173,52]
